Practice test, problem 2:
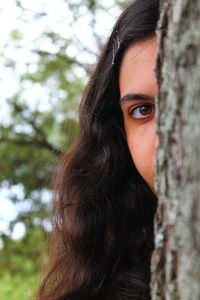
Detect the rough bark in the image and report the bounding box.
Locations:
[151,1,200,299]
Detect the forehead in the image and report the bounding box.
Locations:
[120,37,158,69]
[119,36,158,97]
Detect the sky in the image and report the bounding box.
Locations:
[0,0,121,239]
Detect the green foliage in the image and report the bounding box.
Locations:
[10,29,23,40]
[0,221,48,299]
[0,272,39,300]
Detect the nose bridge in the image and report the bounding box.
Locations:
[155,132,159,149]
[151,118,159,147]
[152,116,159,148]
[152,123,159,171]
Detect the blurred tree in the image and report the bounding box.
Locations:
[0,0,128,299]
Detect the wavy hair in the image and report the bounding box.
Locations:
[37,1,159,299]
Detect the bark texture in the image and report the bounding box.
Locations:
[151,1,200,299]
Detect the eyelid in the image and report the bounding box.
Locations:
[128,103,155,119]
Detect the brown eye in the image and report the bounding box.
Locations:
[130,104,155,119]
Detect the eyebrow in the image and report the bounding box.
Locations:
[119,93,155,104]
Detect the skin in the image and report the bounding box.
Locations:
[119,36,159,196]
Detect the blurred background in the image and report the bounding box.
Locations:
[0,0,129,299]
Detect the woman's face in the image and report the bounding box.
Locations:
[119,36,158,196]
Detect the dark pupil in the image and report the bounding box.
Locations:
[140,105,151,115]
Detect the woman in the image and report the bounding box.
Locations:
[38,0,159,299]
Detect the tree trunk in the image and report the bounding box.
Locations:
[151,1,200,299]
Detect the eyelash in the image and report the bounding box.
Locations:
[129,103,155,120]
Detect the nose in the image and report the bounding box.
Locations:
[155,133,159,150]
[152,125,159,169]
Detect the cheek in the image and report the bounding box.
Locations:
[126,121,158,188]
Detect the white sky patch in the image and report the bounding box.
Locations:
[0,99,13,126]
[10,222,26,240]
[0,198,18,222]
[0,183,32,236]
[0,185,51,239]
[0,0,21,46]
[43,218,52,232]
[0,183,25,222]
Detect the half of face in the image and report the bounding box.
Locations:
[119,36,159,196]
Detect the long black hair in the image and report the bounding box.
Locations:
[37,1,159,299]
